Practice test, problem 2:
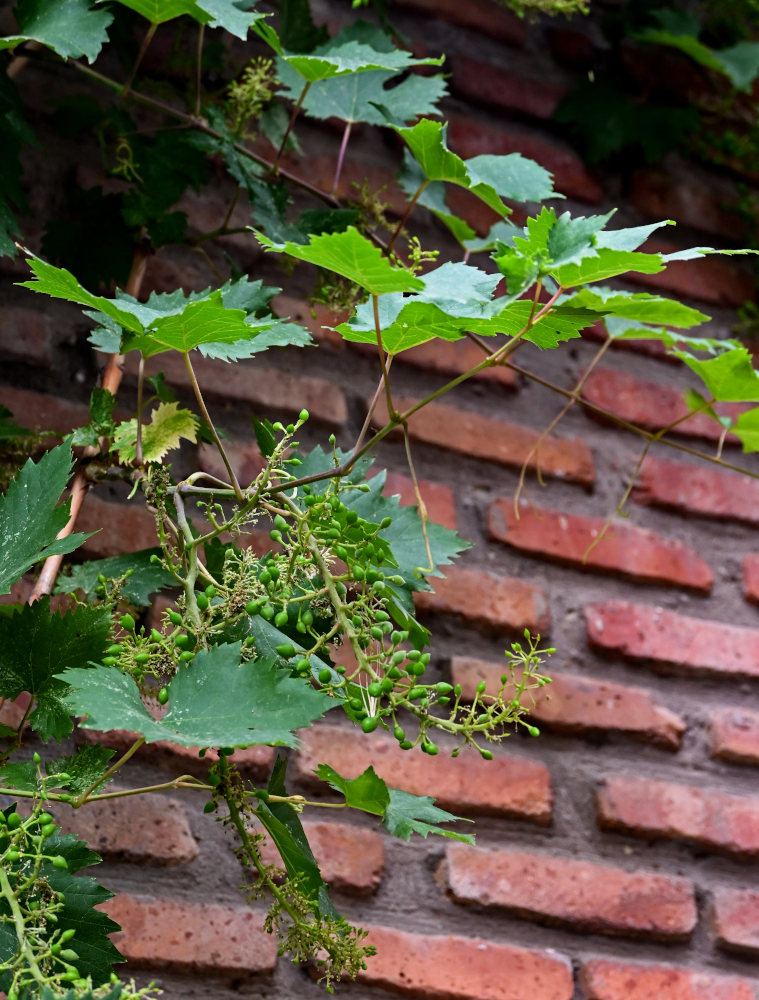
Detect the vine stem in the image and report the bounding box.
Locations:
[0,864,48,989]
[332,121,353,195]
[74,736,146,807]
[182,351,244,501]
[122,21,158,96]
[194,23,205,117]
[28,242,151,602]
[274,81,310,171]
[386,179,428,256]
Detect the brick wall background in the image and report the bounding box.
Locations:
[2,1,759,998]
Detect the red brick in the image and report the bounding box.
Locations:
[629,239,755,307]
[0,386,89,435]
[255,820,384,895]
[597,775,759,858]
[303,156,408,215]
[360,925,572,1000]
[381,469,458,531]
[391,0,526,46]
[634,455,759,524]
[445,843,696,939]
[489,499,712,592]
[52,794,198,865]
[586,600,759,680]
[79,725,274,779]
[128,352,347,428]
[395,334,518,388]
[76,494,159,558]
[713,887,759,956]
[450,656,685,750]
[447,116,604,204]
[0,307,54,366]
[372,395,594,485]
[101,894,278,973]
[198,439,266,488]
[449,55,567,120]
[581,368,746,444]
[580,958,757,1000]
[415,566,550,634]
[270,294,349,350]
[710,707,759,765]
[631,169,743,241]
[744,554,759,604]
[295,725,553,823]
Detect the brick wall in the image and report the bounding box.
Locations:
[2,2,759,998]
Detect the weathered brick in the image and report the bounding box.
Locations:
[581,368,746,443]
[415,566,550,634]
[712,888,759,956]
[445,843,696,939]
[629,239,755,307]
[449,55,567,120]
[450,656,685,750]
[744,554,759,605]
[580,958,757,1000]
[0,307,54,366]
[52,794,198,865]
[489,499,712,592]
[391,0,526,46]
[597,775,759,858]
[380,469,458,531]
[76,494,159,558]
[128,353,347,427]
[395,334,518,387]
[631,169,743,241]
[295,726,553,823]
[586,600,759,679]
[270,294,349,350]
[710,707,759,765]
[634,455,759,523]
[255,820,384,895]
[198,439,265,488]
[372,395,594,485]
[447,116,604,203]
[0,386,89,435]
[360,925,572,1000]
[101,894,278,973]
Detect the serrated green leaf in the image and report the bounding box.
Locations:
[465,152,559,203]
[257,226,424,294]
[565,287,708,328]
[0,761,37,791]
[383,787,474,843]
[62,643,334,748]
[0,443,92,595]
[114,401,199,462]
[197,0,267,38]
[122,294,250,357]
[0,0,113,63]
[46,745,116,795]
[108,0,211,24]
[673,345,759,403]
[551,248,666,287]
[398,151,476,246]
[315,763,390,816]
[732,406,759,452]
[0,599,111,741]
[594,220,674,251]
[55,549,174,607]
[280,37,443,84]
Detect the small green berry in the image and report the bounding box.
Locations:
[158,687,169,705]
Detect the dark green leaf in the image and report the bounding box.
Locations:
[46,745,116,796]
[383,787,474,843]
[0,443,92,595]
[0,599,111,740]
[62,643,334,748]
[0,405,32,440]
[315,763,390,816]
[0,0,113,62]
[55,549,175,607]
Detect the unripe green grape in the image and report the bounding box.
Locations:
[436,682,453,695]
[399,739,413,750]
[101,656,118,666]
[158,687,169,705]
[302,610,313,627]
[375,610,390,622]
[408,686,426,700]
[391,650,406,666]
[168,610,182,626]
[38,812,53,825]
[380,677,394,693]
[394,725,405,741]
[134,652,150,664]
[179,650,195,661]
[203,801,216,813]
[245,599,262,615]
[261,604,275,620]
[334,545,348,560]
[106,644,123,655]
[422,740,438,755]
[298,408,309,423]
[175,634,189,648]
[7,812,21,829]
[61,929,76,943]
[52,855,68,869]
[352,565,365,581]
[6,850,20,861]
[349,698,364,712]
[387,666,402,679]
[361,716,379,733]
[296,620,307,633]
[296,657,310,673]
[41,823,57,838]
[274,610,289,628]
[60,949,79,962]
[196,593,209,611]
[370,626,383,640]
[479,748,494,760]
[407,661,426,676]
[275,643,296,658]
[120,613,136,632]
[528,725,540,737]
[318,668,332,684]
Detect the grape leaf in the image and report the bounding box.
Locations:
[0,0,113,63]
[732,407,759,452]
[279,62,447,126]
[197,0,267,38]
[565,287,708,328]
[257,226,424,294]
[0,405,33,440]
[55,549,175,607]
[0,746,115,795]
[673,346,759,403]
[121,294,250,357]
[113,402,199,462]
[0,443,92,596]
[108,0,211,24]
[278,37,443,84]
[594,220,674,251]
[315,763,390,815]
[383,787,474,843]
[550,248,666,287]
[61,643,334,748]
[465,152,559,204]
[0,599,111,741]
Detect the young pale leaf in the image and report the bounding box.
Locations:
[114,402,199,463]
[0,443,92,595]
[315,763,390,816]
[383,787,474,843]
[257,226,424,294]
[280,37,443,84]
[673,346,759,403]
[55,549,175,607]
[465,153,558,204]
[0,599,111,741]
[0,0,113,63]
[594,219,674,251]
[61,643,334,748]
[565,287,708,329]
[732,407,759,452]
[196,0,267,38]
[550,248,666,287]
